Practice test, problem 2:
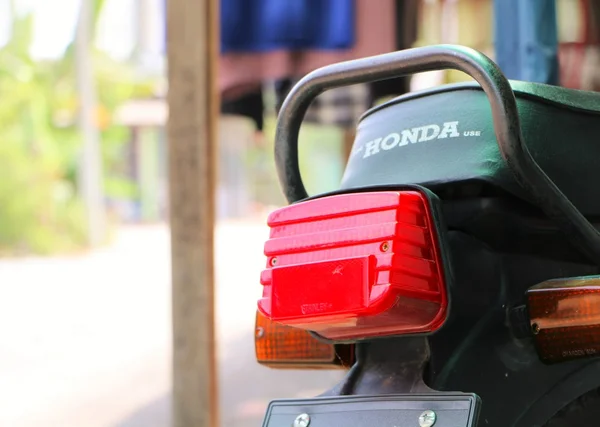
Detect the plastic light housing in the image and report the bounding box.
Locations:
[528,276,600,364]
[257,189,449,341]
[254,311,354,369]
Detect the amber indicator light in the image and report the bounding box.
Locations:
[254,311,354,369]
[527,276,600,364]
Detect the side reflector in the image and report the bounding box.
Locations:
[258,190,448,341]
[527,276,600,364]
[254,311,354,369]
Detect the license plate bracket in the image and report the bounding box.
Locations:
[261,392,480,427]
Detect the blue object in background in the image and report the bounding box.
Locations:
[220,0,355,53]
[494,0,559,85]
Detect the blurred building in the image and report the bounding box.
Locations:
[104,0,169,223]
[117,0,600,222]
[8,0,599,223]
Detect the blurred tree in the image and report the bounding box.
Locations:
[0,3,155,255]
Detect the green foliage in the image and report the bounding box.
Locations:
[0,11,155,255]
[0,139,86,255]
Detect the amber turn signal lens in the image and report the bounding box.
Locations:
[254,311,354,369]
[527,276,600,364]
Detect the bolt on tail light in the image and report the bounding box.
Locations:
[527,276,600,364]
[254,310,354,369]
[257,189,450,341]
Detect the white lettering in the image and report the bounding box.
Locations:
[359,121,477,160]
[363,138,382,158]
[439,121,460,138]
[418,124,441,142]
[351,145,363,157]
[400,128,419,145]
[381,133,400,150]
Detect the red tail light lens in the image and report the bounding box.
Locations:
[257,190,449,341]
[527,276,600,364]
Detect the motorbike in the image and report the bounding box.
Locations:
[254,44,600,427]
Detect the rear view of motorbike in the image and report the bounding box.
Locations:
[254,45,600,427]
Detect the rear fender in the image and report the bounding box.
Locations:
[429,231,600,426]
[514,361,600,426]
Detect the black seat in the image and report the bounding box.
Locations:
[340,80,600,216]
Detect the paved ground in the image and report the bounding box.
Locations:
[0,223,343,427]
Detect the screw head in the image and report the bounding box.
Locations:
[293,413,310,427]
[419,410,437,427]
[270,257,278,266]
[532,323,540,335]
[381,241,390,252]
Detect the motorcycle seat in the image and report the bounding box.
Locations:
[341,80,600,216]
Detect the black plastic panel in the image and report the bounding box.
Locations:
[262,393,480,427]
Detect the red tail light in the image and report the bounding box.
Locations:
[257,189,449,341]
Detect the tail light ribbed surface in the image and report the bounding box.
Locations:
[258,190,449,341]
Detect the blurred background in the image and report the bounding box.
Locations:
[0,0,598,426]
